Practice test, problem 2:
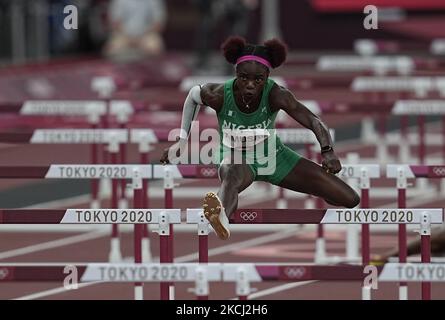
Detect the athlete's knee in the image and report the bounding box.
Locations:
[220,165,245,189]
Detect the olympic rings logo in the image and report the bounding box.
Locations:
[284,267,306,279]
[0,268,9,280]
[239,211,258,221]
[432,166,445,176]
[200,167,218,178]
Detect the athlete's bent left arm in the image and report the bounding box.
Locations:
[271,86,341,174]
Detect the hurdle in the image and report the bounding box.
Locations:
[351,76,445,165]
[387,164,445,299]
[316,55,415,75]
[0,129,128,208]
[0,205,181,301]
[187,208,443,300]
[0,128,155,264]
[152,164,219,300]
[391,100,445,164]
[317,163,380,266]
[0,100,133,208]
[157,162,378,296]
[0,164,153,263]
[2,261,444,300]
[354,38,445,56]
[0,262,371,300]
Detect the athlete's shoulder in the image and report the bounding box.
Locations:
[269,83,294,111]
[201,83,224,111]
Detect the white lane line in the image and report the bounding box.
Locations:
[15,282,101,300]
[0,230,108,260]
[244,281,316,300]
[175,226,300,262]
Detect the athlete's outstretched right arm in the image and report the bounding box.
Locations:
[160,85,203,164]
[160,83,224,164]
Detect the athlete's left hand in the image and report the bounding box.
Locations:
[321,151,341,174]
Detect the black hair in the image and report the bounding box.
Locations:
[221,36,288,69]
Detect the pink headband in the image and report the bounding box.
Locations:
[236,55,272,69]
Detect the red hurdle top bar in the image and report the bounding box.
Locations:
[255,265,382,281]
[0,210,67,224]
[0,265,87,281]
[0,165,219,179]
[0,264,380,282]
[387,164,445,178]
[411,165,445,178]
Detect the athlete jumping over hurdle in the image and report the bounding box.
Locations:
[161,36,360,240]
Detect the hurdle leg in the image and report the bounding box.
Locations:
[164,168,175,300]
[314,197,326,264]
[199,235,209,263]
[141,152,152,263]
[195,213,210,299]
[141,169,152,263]
[420,212,432,300]
[303,144,315,216]
[90,123,100,209]
[108,148,122,262]
[314,153,327,263]
[119,136,128,209]
[361,183,371,300]
[133,169,143,300]
[168,225,175,300]
[195,267,209,300]
[397,173,408,300]
[236,267,250,300]
[159,215,170,300]
[346,153,360,262]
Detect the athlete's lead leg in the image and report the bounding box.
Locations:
[278,158,360,208]
[203,164,254,240]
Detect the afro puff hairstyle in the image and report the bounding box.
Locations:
[221,36,287,69]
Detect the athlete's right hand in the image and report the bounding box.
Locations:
[160,138,187,165]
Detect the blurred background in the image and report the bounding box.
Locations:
[1,0,445,65]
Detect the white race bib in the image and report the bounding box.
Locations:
[222,129,270,150]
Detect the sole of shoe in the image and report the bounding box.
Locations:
[203,191,230,240]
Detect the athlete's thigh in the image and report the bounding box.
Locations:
[278,157,353,198]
